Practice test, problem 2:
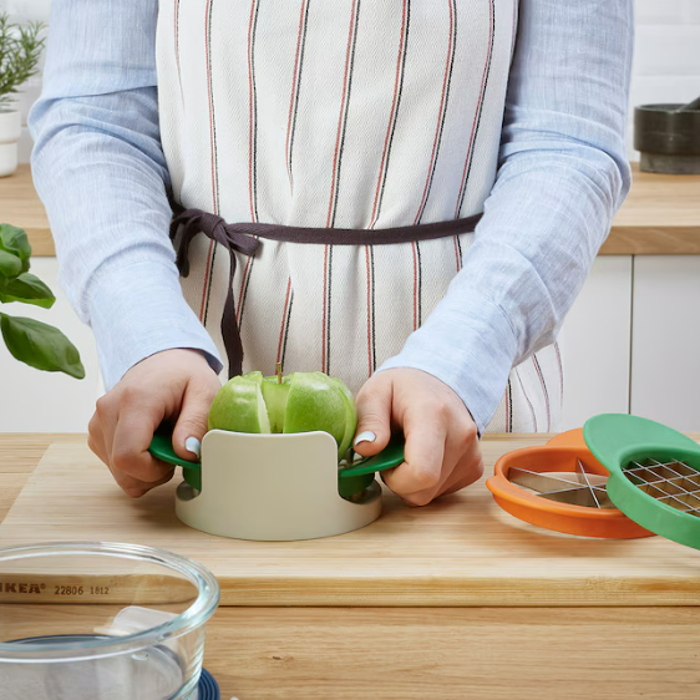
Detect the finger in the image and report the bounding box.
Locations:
[109,396,173,485]
[381,408,447,505]
[110,466,175,499]
[93,394,119,473]
[89,408,171,498]
[172,379,218,462]
[353,376,393,457]
[437,446,484,498]
[87,411,108,466]
[431,418,482,497]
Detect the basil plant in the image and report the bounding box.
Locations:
[0,223,84,379]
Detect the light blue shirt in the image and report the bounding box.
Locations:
[28,0,633,434]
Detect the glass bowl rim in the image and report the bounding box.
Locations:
[0,541,220,662]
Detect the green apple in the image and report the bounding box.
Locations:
[208,366,357,459]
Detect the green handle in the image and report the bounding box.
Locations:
[149,429,200,468]
[339,439,405,479]
[148,429,405,499]
[583,413,700,471]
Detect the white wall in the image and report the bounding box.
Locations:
[630,0,700,153]
[4,0,700,163]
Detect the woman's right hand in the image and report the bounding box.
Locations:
[88,348,222,498]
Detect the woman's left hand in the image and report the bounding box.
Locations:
[353,368,483,506]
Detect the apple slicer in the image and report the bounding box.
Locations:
[149,429,405,541]
[488,416,700,550]
[486,428,653,539]
[584,413,700,550]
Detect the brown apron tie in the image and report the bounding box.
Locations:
[170,202,482,377]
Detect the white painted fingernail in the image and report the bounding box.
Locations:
[185,437,201,459]
[354,431,376,447]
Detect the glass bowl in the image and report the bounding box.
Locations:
[0,542,220,700]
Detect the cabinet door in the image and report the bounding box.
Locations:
[559,256,632,430]
[631,256,700,432]
[0,258,100,432]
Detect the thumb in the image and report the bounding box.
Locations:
[172,382,212,462]
[353,375,393,457]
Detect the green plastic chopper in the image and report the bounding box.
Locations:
[583,413,700,550]
[149,428,405,501]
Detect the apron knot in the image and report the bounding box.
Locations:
[169,206,262,378]
[169,208,262,277]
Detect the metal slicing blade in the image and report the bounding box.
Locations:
[509,466,613,509]
[575,459,602,509]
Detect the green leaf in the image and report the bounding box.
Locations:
[0,273,55,308]
[0,249,22,280]
[0,224,32,272]
[0,313,85,379]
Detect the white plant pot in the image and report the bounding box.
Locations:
[0,109,22,177]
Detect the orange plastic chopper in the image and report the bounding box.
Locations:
[486,428,653,539]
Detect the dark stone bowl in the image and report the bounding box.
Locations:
[634,103,700,174]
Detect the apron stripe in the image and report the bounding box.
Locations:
[532,354,550,432]
[413,0,457,226]
[417,241,422,327]
[323,0,360,374]
[326,0,361,228]
[276,277,293,369]
[237,250,255,321]
[174,0,184,106]
[247,0,261,223]
[281,289,294,371]
[453,234,461,272]
[370,245,376,372]
[455,0,495,218]
[285,0,311,191]
[235,0,262,338]
[205,0,220,215]
[200,0,219,325]
[553,340,564,410]
[368,0,410,229]
[365,244,377,375]
[514,366,537,432]
[412,240,423,330]
[321,244,334,373]
[505,378,513,432]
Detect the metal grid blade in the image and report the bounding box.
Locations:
[624,458,700,518]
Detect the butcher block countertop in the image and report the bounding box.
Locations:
[2,163,700,256]
[2,433,700,699]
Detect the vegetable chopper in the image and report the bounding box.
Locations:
[486,428,652,539]
[488,415,700,550]
[150,428,405,541]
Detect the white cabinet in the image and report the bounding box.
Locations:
[559,257,633,431]
[0,258,100,432]
[631,256,700,433]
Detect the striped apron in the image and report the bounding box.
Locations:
[155,0,563,433]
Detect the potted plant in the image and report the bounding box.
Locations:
[0,14,45,177]
[0,223,84,378]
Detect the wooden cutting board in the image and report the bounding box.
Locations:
[1,436,700,607]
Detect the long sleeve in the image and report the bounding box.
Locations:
[28,0,223,390]
[377,0,633,433]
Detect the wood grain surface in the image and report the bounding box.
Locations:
[2,435,700,607]
[0,166,53,255]
[3,164,700,257]
[602,165,700,254]
[2,434,700,699]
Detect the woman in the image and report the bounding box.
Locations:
[29,0,632,505]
